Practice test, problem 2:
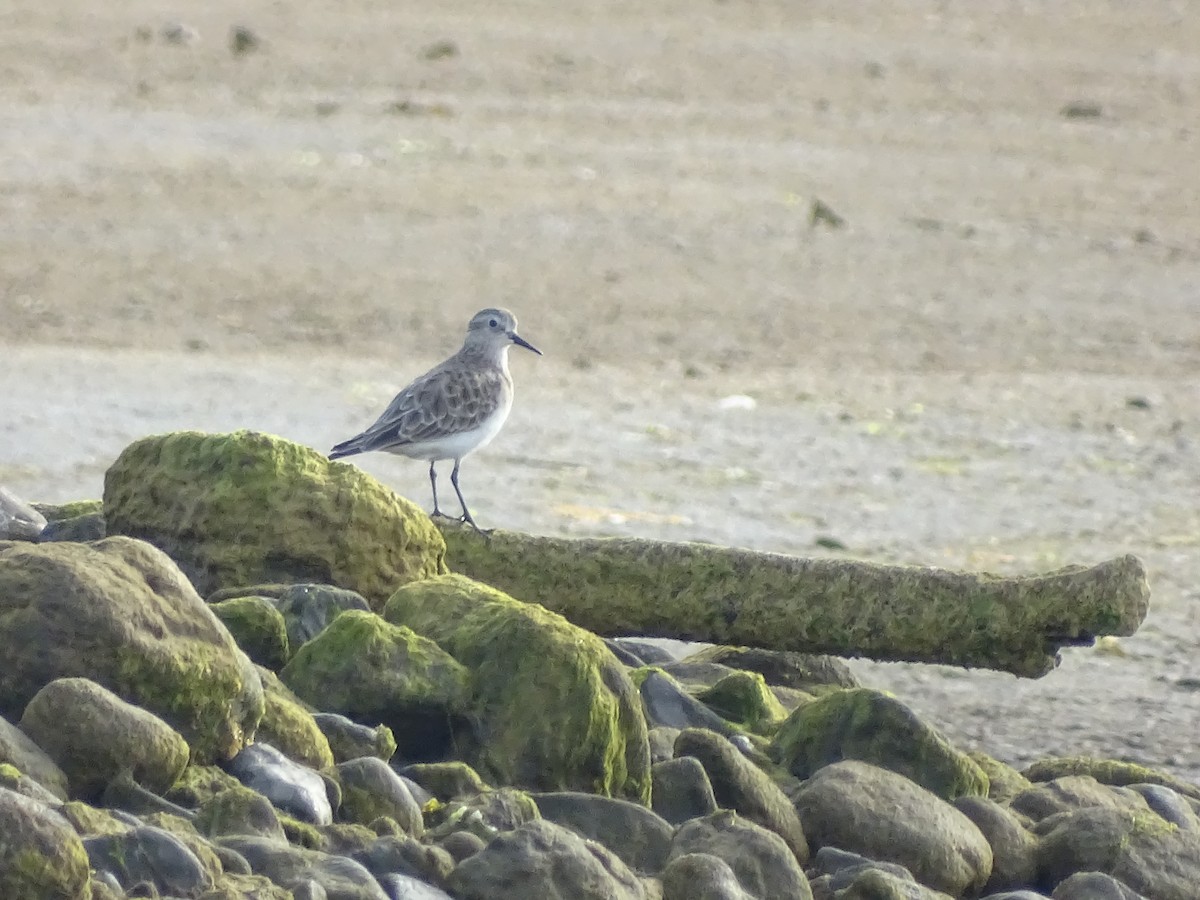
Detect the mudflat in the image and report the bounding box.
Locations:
[2,1,1198,780]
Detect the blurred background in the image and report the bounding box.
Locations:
[1,0,1198,776]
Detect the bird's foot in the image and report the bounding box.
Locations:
[459,514,491,536]
[430,508,490,535]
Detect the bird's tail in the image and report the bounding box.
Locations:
[328,436,365,460]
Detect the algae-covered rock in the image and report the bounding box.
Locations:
[0,537,263,763]
[211,597,290,670]
[59,801,131,838]
[103,430,446,606]
[771,687,988,800]
[532,791,673,874]
[953,795,1038,893]
[792,760,993,897]
[31,499,104,522]
[661,853,754,900]
[20,677,189,800]
[194,785,287,842]
[0,786,92,900]
[1012,775,1149,822]
[651,756,719,825]
[447,819,646,900]
[281,609,470,760]
[969,751,1032,803]
[384,574,651,802]
[667,810,812,900]
[1024,755,1200,802]
[1036,805,1200,899]
[166,765,246,808]
[255,668,335,770]
[400,761,490,801]
[29,499,106,543]
[697,671,788,734]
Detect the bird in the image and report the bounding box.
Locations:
[329,308,541,530]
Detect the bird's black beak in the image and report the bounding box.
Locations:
[510,333,542,355]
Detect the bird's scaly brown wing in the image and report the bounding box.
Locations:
[353,362,506,453]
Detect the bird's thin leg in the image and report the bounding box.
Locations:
[429,461,449,519]
[449,459,482,532]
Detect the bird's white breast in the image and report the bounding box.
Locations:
[399,390,513,462]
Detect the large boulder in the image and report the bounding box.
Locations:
[792,760,993,896]
[280,609,471,761]
[384,574,651,802]
[1035,805,1200,899]
[447,819,646,900]
[667,810,812,900]
[103,430,446,607]
[0,537,263,762]
[19,677,189,800]
[771,687,988,800]
[660,853,754,900]
[0,787,91,899]
[532,791,673,874]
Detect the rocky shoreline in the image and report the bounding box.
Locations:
[0,430,1197,900]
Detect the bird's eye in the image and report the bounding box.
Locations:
[489,318,498,327]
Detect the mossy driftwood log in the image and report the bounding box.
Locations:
[439,527,1149,678]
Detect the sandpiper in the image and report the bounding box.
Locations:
[329,308,541,530]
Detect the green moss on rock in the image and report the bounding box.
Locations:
[771,687,988,801]
[103,430,446,607]
[1024,756,1200,802]
[0,538,263,764]
[210,597,290,670]
[384,574,651,803]
[0,787,92,900]
[194,786,286,842]
[969,751,1032,803]
[281,609,470,757]
[698,671,789,735]
[31,499,103,522]
[401,762,490,801]
[255,668,335,770]
[20,677,190,800]
[166,765,245,808]
[279,813,325,849]
[60,802,130,838]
